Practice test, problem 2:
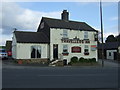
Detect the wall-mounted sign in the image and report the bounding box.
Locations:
[91,45,97,51]
[72,46,81,53]
[61,38,90,44]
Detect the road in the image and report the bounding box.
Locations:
[2,60,119,89]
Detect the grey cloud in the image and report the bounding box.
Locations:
[1,2,60,35]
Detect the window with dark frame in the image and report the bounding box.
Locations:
[31,46,41,58]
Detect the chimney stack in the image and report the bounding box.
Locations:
[61,10,69,21]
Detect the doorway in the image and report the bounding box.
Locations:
[114,52,117,60]
[53,44,58,60]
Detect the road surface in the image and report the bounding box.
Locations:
[2,60,119,89]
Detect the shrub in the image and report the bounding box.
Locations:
[79,57,84,62]
[88,58,96,63]
[79,57,90,63]
[91,58,96,62]
[79,58,96,63]
[71,56,78,63]
[88,58,92,63]
[68,62,73,65]
[84,59,88,63]
[14,60,18,63]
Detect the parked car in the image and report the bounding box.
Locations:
[0,49,8,59]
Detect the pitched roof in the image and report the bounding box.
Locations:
[98,42,120,49]
[42,17,98,32]
[14,31,49,43]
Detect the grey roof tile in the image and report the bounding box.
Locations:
[98,42,120,49]
[14,31,49,43]
[42,17,98,32]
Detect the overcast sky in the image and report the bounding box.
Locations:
[1,2,118,45]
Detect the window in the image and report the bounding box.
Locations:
[63,29,68,38]
[84,45,89,55]
[94,33,98,41]
[84,45,89,52]
[63,45,68,53]
[31,46,41,58]
[84,31,88,39]
[62,44,69,55]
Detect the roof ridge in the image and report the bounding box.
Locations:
[42,17,85,23]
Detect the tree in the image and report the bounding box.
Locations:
[105,35,117,43]
[115,34,120,42]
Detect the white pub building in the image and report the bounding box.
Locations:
[12,10,98,64]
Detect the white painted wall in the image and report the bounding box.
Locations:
[106,50,117,60]
[15,43,48,59]
[50,28,98,63]
[12,28,98,62]
[12,33,17,59]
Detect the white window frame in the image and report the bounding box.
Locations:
[84,31,88,39]
[63,44,68,53]
[84,45,89,53]
[63,29,68,38]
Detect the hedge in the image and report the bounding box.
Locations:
[70,57,96,64]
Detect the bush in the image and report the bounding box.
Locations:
[91,58,96,62]
[68,62,71,65]
[88,58,96,63]
[79,57,96,63]
[14,60,18,63]
[88,58,92,63]
[71,56,78,63]
[79,57,84,62]
[84,59,89,63]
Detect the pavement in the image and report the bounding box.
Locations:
[1,59,120,89]
[2,59,119,69]
[98,59,119,67]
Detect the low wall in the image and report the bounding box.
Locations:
[16,58,50,65]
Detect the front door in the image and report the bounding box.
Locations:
[113,52,117,60]
[53,44,58,60]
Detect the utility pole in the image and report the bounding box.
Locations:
[100,0,104,67]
